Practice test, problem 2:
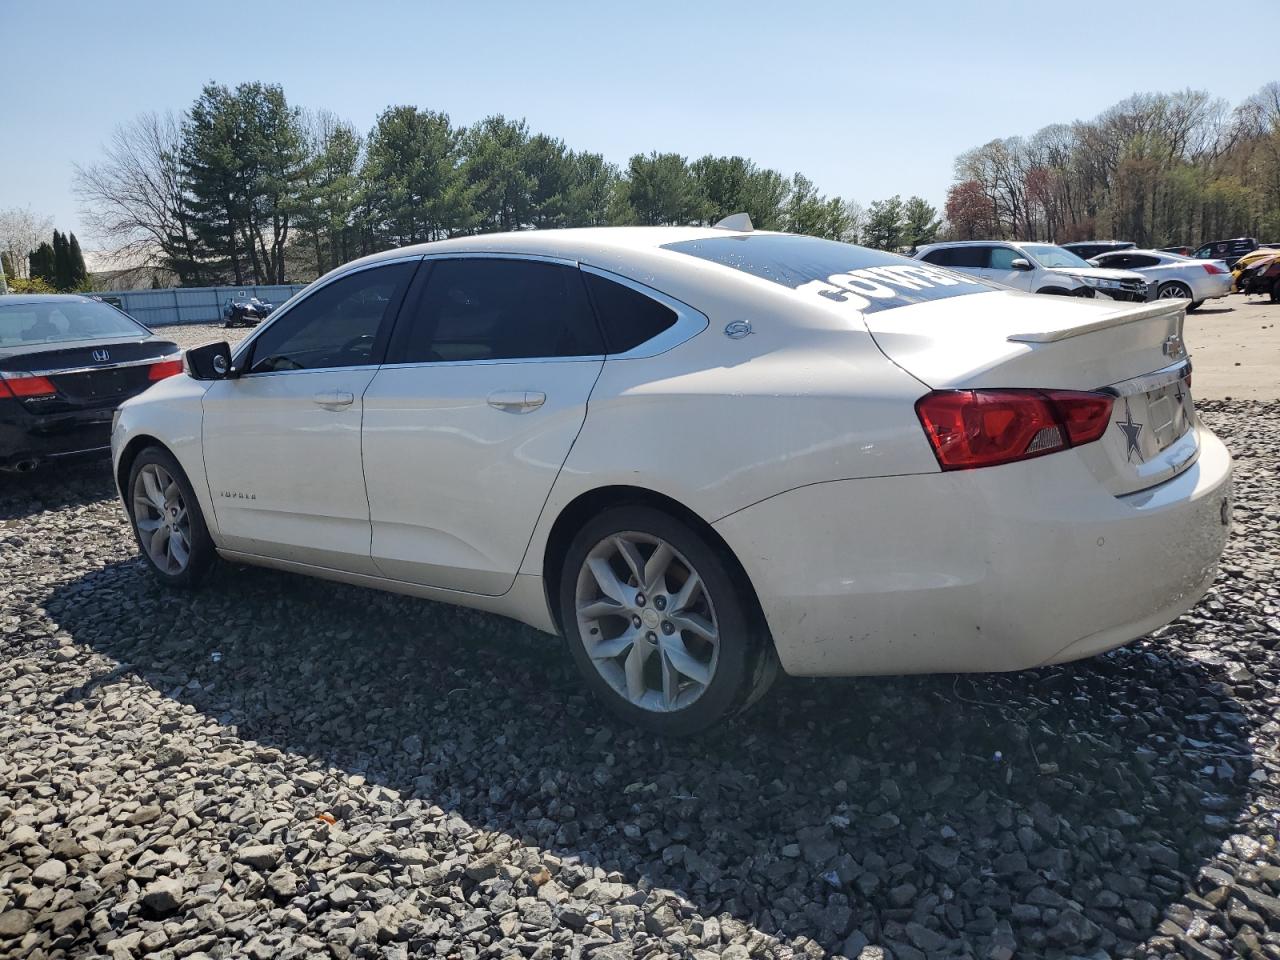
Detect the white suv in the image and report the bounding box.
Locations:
[915,240,1150,301]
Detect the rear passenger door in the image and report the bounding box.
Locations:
[361,255,605,595]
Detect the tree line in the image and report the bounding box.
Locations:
[945,85,1280,247]
[72,81,941,286]
[0,222,89,294]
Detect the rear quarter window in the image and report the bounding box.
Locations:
[583,272,678,353]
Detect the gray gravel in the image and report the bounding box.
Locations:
[1,400,1278,960]
[150,323,253,352]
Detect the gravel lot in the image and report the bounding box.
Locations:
[1,376,1279,957]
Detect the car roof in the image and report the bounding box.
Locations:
[0,293,97,307]
[353,226,747,268]
[1092,248,1170,257]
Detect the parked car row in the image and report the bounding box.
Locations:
[1087,249,1233,309]
[914,240,1152,301]
[1,223,1240,732]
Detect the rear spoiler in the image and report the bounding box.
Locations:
[1008,299,1184,344]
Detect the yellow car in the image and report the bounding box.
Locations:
[1232,248,1277,291]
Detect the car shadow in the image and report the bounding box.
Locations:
[49,556,1256,956]
[0,458,116,521]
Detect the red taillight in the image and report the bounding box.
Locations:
[916,389,1114,471]
[1202,262,1227,275]
[148,358,184,381]
[0,374,58,399]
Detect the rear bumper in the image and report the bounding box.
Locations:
[715,422,1232,676]
[1190,273,1233,301]
[0,402,115,469]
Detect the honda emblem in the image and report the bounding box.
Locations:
[92,349,111,363]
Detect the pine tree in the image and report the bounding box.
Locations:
[53,230,72,290]
[68,233,89,290]
[28,241,56,285]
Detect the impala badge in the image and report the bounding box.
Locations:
[92,349,111,362]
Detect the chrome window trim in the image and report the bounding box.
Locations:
[419,251,580,269]
[21,351,182,378]
[230,254,425,374]
[579,264,708,359]
[1100,359,1192,397]
[229,252,706,374]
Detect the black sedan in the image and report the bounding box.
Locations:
[1,295,180,473]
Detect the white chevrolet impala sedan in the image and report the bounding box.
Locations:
[112,222,1233,734]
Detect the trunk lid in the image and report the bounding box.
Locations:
[864,291,1196,495]
[0,338,179,413]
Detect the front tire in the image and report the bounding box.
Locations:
[558,506,773,735]
[127,446,216,588]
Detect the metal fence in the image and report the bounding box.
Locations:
[87,284,310,327]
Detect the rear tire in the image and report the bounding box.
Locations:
[1158,281,1193,302]
[127,446,216,588]
[558,506,774,736]
[1189,300,1204,311]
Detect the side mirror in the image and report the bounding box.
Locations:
[1010,258,1032,271]
[185,341,235,380]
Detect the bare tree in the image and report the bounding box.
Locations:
[0,206,54,279]
[72,111,203,283]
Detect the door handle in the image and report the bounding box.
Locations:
[312,389,354,408]
[487,390,545,413]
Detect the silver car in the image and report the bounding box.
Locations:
[1089,249,1232,311]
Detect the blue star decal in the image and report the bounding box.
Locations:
[1116,399,1144,463]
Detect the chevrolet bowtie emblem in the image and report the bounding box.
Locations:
[1162,335,1186,360]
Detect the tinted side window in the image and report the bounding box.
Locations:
[583,272,678,353]
[390,258,603,363]
[989,247,1018,270]
[931,246,990,268]
[248,262,415,373]
[1129,255,1160,268]
[922,247,987,267]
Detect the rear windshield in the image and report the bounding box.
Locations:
[661,234,992,314]
[0,299,146,347]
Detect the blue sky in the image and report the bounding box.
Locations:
[3,0,1276,246]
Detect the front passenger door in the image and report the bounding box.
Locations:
[984,246,1035,291]
[202,259,418,573]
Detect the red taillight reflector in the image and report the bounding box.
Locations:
[0,374,58,399]
[916,389,1114,471]
[148,358,184,381]
[1202,262,1227,275]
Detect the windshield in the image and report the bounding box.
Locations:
[0,299,147,348]
[1021,244,1092,269]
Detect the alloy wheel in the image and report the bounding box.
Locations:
[132,463,192,575]
[1159,283,1191,300]
[574,532,720,713]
